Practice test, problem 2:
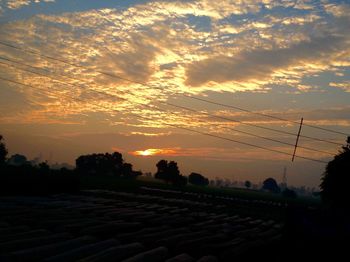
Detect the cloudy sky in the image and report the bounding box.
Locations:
[0,0,349,187]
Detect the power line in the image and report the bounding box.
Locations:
[1,54,300,138]
[164,102,335,155]
[0,41,348,139]
[183,95,349,136]
[0,42,345,147]
[0,41,146,86]
[0,75,329,164]
[0,58,124,102]
[0,58,336,156]
[181,97,344,146]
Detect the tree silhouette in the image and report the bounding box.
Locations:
[188,172,209,186]
[38,161,50,171]
[7,154,29,166]
[155,160,187,185]
[262,178,280,193]
[173,175,188,186]
[155,160,169,181]
[168,161,180,177]
[0,135,8,165]
[320,136,350,206]
[75,151,139,178]
[244,180,251,189]
[282,188,297,198]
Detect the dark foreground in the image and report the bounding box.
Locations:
[0,188,284,262]
[0,187,348,262]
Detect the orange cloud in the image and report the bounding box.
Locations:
[129,146,324,162]
[6,0,55,10]
[131,148,178,157]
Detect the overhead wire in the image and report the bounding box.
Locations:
[0,75,329,164]
[182,95,349,136]
[0,41,346,147]
[0,58,337,156]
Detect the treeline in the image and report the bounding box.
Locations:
[0,135,210,195]
[0,135,77,195]
[0,132,294,198]
[154,160,209,186]
[76,152,142,178]
[0,164,78,195]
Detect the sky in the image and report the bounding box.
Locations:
[0,0,349,188]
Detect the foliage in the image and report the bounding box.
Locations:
[155,160,168,180]
[173,174,188,186]
[188,172,209,186]
[244,180,252,189]
[262,178,281,193]
[0,164,78,195]
[320,136,350,206]
[155,160,187,186]
[75,152,140,178]
[0,135,8,165]
[0,136,77,196]
[282,188,297,198]
[7,154,29,166]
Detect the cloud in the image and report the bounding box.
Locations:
[329,81,350,92]
[0,0,349,135]
[185,34,348,86]
[5,0,54,10]
[129,131,172,137]
[129,145,331,162]
[95,25,171,84]
[1,0,348,97]
[324,3,350,17]
[6,0,30,9]
[131,148,179,156]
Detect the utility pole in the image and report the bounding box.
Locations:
[292,117,303,162]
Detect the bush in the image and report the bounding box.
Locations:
[320,137,350,206]
[188,173,209,186]
[0,165,79,196]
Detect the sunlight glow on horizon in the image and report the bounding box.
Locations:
[132,148,178,157]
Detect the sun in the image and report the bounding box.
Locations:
[140,149,153,156]
[134,149,159,156]
[132,148,178,157]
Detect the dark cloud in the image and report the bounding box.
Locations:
[159,62,178,70]
[185,34,347,86]
[96,26,170,84]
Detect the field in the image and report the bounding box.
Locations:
[80,175,321,209]
[0,175,325,261]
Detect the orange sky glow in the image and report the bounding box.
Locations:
[0,0,349,188]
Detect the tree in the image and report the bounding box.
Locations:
[173,175,188,186]
[244,180,251,189]
[7,154,29,166]
[320,136,350,206]
[188,172,209,186]
[76,152,135,177]
[122,163,141,179]
[38,161,50,175]
[122,163,133,177]
[282,188,297,198]
[154,160,187,185]
[155,160,169,181]
[0,135,8,165]
[168,161,180,177]
[39,161,50,170]
[262,178,280,193]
